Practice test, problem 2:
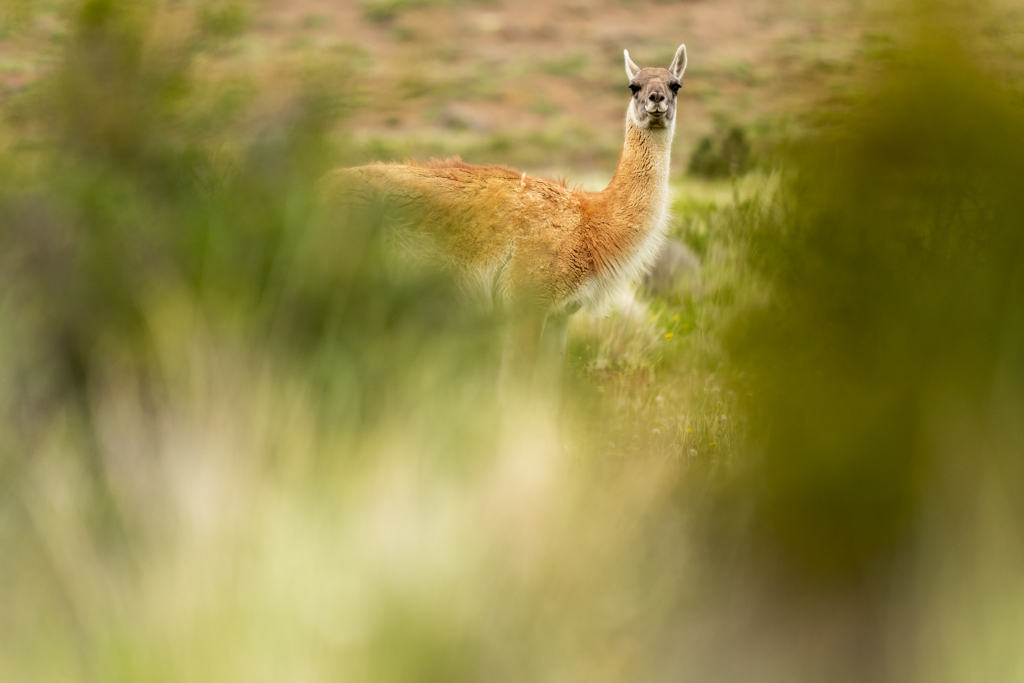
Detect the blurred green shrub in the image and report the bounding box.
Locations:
[687,126,751,178]
[198,1,248,38]
[361,0,460,24]
[727,36,1024,575]
[0,0,499,430]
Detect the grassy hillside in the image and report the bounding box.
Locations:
[1,0,874,169]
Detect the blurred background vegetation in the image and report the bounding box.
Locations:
[2,0,1024,681]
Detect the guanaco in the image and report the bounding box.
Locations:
[321,45,688,392]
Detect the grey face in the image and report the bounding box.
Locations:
[624,44,687,131]
[628,68,682,130]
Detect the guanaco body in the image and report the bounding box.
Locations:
[321,45,688,392]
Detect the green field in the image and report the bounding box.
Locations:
[2,1,1024,681]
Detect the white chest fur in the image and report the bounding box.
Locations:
[577,188,671,315]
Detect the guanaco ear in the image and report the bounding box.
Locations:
[624,49,641,81]
[669,44,687,79]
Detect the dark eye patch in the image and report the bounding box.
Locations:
[629,83,641,95]
[669,82,681,93]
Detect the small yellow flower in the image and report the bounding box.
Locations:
[664,332,674,339]
[709,441,718,447]
[672,314,680,321]
[686,428,692,433]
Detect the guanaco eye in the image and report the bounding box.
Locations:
[629,84,641,95]
[669,82,681,93]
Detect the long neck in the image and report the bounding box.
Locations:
[607,118,674,196]
[599,117,674,245]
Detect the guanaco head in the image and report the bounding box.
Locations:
[623,44,687,130]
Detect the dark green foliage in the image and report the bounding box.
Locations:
[728,39,1024,575]
[360,0,496,25]
[198,2,249,38]
[687,126,751,178]
[0,0,494,430]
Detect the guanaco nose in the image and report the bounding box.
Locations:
[649,92,665,103]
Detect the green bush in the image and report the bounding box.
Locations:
[687,126,751,178]
[726,38,1024,574]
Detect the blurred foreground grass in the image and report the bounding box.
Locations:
[2,1,1024,681]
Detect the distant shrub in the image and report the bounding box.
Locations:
[198,2,248,38]
[361,0,449,23]
[360,0,492,24]
[541,54,588,78]
[687,126,751,178]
